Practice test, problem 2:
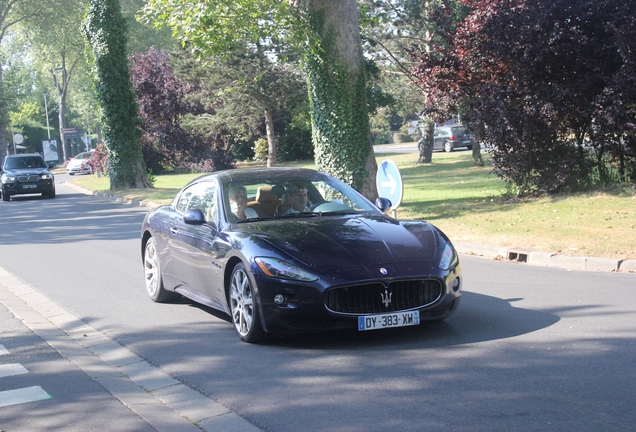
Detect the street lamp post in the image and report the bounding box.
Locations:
[52,67,67,162]
[44,94,51,140]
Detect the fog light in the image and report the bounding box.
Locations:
[274,294,285,305]
[452,278,460,292]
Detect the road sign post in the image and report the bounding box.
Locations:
[376,159,403,217]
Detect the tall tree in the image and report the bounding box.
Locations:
[293,0,377,195]
[413,0,636,194]
[0,0,42,161]
[24,0,88,161]
[360,0,479,165]
[140,0,379,198]
[171,48,308,166]
[84,0,152,189]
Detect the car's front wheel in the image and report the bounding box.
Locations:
[229,263,264,343]
[144,236,179,303]
[1,191,9,202]
[444,141,453,152]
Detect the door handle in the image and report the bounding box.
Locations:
[169,227,178,235]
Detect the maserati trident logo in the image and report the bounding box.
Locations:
[380,289,392,308]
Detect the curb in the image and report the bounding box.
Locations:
[64,182,635,274]
[454,242,635,273]
[0,266,261,432]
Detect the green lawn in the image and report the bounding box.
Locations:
[67,149,636,259]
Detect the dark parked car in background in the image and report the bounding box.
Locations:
[141,167,462,343]
[433,125,474,152]
[1,153,56,201]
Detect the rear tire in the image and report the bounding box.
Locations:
[144,236,179,303]
[444,141,453,152]
[229,263,264,343]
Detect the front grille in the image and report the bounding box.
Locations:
[18,175,40,183]
[325,279,443,315]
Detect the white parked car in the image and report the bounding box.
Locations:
[66,151,94,175]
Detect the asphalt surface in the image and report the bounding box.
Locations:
[0,266,260,432]
[1,165,633,431]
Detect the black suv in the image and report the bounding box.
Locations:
[1,153,56,201]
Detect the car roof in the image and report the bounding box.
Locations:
[186,167,322,186]
[6,153,43,158]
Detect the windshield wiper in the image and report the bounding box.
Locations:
[318,210,358,216]
[276,212,321,219]
[235,216,275,223]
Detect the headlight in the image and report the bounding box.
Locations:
[255,257,318,282]
[439,243,456,270]
[41,174,51,180]
[2,175,15,183]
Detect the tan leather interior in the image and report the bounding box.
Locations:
[246,185,280,217]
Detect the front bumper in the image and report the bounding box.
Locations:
[253,262,462,336]
[2,179,55,196]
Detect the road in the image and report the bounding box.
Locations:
[1,178,635,431]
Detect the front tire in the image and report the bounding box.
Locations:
[2,191,9,202]
[144,237,179,303]
[229,263,264,343]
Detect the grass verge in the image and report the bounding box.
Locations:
[66,150,636,259]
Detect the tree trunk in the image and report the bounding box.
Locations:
[0,61,7,163]
[472,141,484,166]
[299,0,378,200]
[417,119,434,164]
[264,109,277,167]
[58,93,67,161]
[84,0,152,190]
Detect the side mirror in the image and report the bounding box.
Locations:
[47,162,56,169]
[183,209,206,225]
[375,197,392,213]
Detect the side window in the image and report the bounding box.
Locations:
[176,182,218,222]
[176,187,193,213]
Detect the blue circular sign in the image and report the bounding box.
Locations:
[376,159,403,210]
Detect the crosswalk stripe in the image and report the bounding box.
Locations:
[0,363,28,378]
[0,386,51,407]
[0,344,8,356]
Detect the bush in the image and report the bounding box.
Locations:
[86,144,109,177]
[253,138,268,162]
[392,132,413,143]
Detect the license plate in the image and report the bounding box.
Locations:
[22,184,37,189]
[463,140,471,144]
[358,311,420,331]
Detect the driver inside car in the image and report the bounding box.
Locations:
[276,183,311,216]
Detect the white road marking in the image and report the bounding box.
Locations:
[0,344,8,355]
[0,363,28,378]
[0,385,51,407]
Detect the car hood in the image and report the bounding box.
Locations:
[242,214,441,269]
[2,168,51,176]
[67,159,85,167]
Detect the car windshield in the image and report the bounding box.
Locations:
[4,156,46,170]
[223,172,379,222]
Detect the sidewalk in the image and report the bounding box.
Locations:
[0,266,261,432]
